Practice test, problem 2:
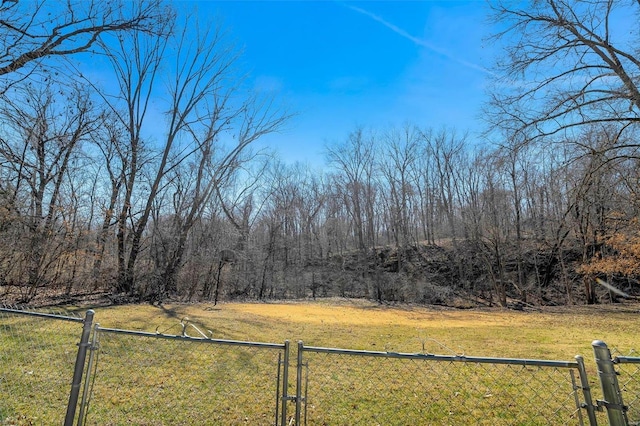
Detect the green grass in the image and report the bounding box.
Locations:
[1,300,640,424]
[85,332,283,425]
[0,312,82,425]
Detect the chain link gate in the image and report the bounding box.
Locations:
[293,342,599,426]
[0,307,94,426]
[592,340,640,426]
[613,353,640,426]
[77,322,291,425]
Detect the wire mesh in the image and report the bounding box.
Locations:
[0,307,84,425]
[82,327,287,425]
[299,348,590,426]
[613,349,640,426]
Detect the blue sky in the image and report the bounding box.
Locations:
[180,1,495,165]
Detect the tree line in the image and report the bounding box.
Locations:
[0,0,638,306]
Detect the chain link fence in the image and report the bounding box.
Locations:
[80,324,289,425]
[2,306,639,425]
[297,344,597,425]
[0,307,87,425]
[612,350,640,426]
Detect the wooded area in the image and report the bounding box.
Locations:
[0,0,639,306]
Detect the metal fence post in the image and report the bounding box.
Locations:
[64,310,94,426]
[77,323,100,426]
[296,341,304,426]
[280,340,290,426]
[576,355,599,426]
[593,340,629,426]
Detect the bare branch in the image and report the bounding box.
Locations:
[0,0,165,78]
[487,0,640,139]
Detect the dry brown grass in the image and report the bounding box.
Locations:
[82,298,640,360]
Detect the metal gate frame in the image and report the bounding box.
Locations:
[293,341,600,426]
[76,322,291,426]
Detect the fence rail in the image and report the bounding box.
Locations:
[0,307,637,425]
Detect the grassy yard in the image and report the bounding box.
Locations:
[1,299,639,425]
[83,298,640,359]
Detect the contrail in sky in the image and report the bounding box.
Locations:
[341,3,495,76]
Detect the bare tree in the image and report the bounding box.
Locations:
[294,164,327,265]
[423,128,467,242]
[492,136,532,301]
[88,11,171,295]
[96,11,287,298]
[89,116,130,287]
[378,125,422,273]
[0,82,101,301]
[0,0,164,92]
[325,128,378,252]
[408,133,438,245]
[477,160,510,307]
[488,0,640,139]
[155,92,288,297]
[487,2,640,303]
[457,149,487,243]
